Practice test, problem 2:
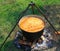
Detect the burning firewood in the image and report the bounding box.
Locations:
[55,31,60,35]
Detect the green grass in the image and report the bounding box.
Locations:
[0,0,60,51]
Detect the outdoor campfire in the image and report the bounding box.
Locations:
[0,1,60,51]
[13,15,56,51]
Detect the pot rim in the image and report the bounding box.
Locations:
[18,15,45,33]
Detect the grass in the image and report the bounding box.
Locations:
[0,0,60,51]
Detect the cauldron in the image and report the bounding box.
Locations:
[18,15,45,42]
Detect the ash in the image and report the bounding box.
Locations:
[14,27,55,51]
[31,28,53,51]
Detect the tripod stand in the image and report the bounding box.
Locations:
[0,1,59,51]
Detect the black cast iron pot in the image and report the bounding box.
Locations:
[18,15,45,42]
[21,29,44,42]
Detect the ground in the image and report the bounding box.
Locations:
[0,0,60,51]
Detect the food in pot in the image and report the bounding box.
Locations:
[18,15,45,33]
